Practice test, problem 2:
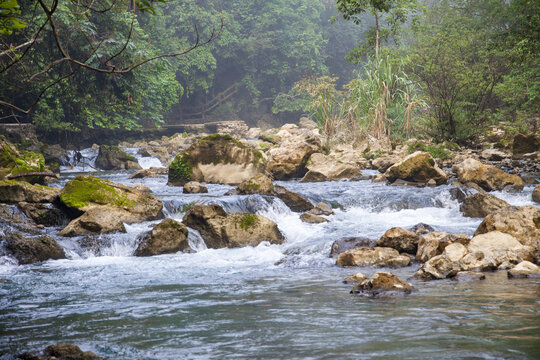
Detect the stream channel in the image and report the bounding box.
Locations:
[1,148,539,359]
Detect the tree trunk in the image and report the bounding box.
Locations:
[375,11,380,59]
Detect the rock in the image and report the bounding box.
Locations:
[214,120,249,139]
[17,202,68,226]
[415,243,468,280]
[533,184,540,203]
[236,174,274,195]
[474,206,540,248]
[182,204,284,248]
[59,175,162,236]
[0,140,48,184]
[384,152,448,185]
[134,218,190,256]
[371,156,396,173]
[300,213,328,223]
[329,237,373,257]
[2,233,66,264]
[372,173,387,183]
[460,192,509,218]
[300,152,363,182]
[452,271,486,281]
[344,272,368,284]
[183,181,208,194]
[336,247,411,267]
[376,227,420,255]
[449,187,467,202]
[298,117,317,130]
[20,343,104,360]
[0,180,60,203]
[407,223,435,235]
[512,133,539,158]
[266,132,321,179]
[168,134,266,185]
[246,127,262,139]
[351,272,413,296]
[310,202,334,216]
[507,261,540,278]
[452,158,524,191]
[138,146,170,166]
[129,167,168,179]
[95,145,141,170]
[480,149,508,161]
[41,144,70,167]
[274,185,313,212]
[415,232,470,262]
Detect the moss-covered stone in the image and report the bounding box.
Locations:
[0,140,46,183]
[0,180,60,204]
[60,175,133,210]
[168,154,192,186]
[95,145,141,170]
[239,213,258,230]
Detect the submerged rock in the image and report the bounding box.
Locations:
[274,185,313,212]
[452,271,486,281]
[343,272,368,284]
[330,237,374,257]
[129,167,168,179]
[460,192,509,218]
[507,261,540,278]
[452,158,524,191]
[183,181,208,194]
[336,247,411,267]
[309,202,334,216]
[384,151,448,185]
[135,218,190,256]
[168,134,266,186]
[351,272,413,296]
[19,343,103,360]
[300,212,328,223]
[2,232,65,265]
[95,145,141,170]
[182,204,284,248]
[376,227,420,255]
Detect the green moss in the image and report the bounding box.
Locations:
[362,149,385,160]
[100,145,137,162]
[168,154,192,184]
[239,213,258,230]
[258,134,280,144]
[252,149,266,166]
[0,143,46,183]
[407,141,426,154]
[60,175,134,209]
[425,145,450,160]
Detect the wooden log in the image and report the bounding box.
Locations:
[6,172,60,180]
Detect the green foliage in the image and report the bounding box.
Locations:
[0,0,25,35]
[239,213,258,230]
[168,154,192,185]
[362,149,385,160]
[425,145,449,160]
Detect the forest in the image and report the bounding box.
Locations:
[1,0,537,144]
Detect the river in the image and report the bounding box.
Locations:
[1,148,539,359]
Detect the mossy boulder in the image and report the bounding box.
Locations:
[95,145,141,170]
[0,180,60,203]
[59,175,162,236]
[0,140,47,184]
[182,204,284,248]
[135,218,191,256]
[2,232,66,265]
[385,151,448,185]
[236,174,274,195]
[168,134,266,186]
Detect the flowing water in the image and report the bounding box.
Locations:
[0,150,539,359]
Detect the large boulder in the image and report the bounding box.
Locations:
[474,206,540,249]
[2,232,66,264]
[460,192,509,218]
[415,231,534,280]
[0,180,60,203]
[512,133,539,158]
[351,272,413,296]
[376,227,420,255]
[336,247,411,267]
[95,145,141,170]
[0,140,48,184]
[183,181,208,194]
[384,152,447,185]
[266,132,321,180]
[274,185,313,212]
[300,152,363,182]
[533,184,540,203]
[182,204,284,248]
[415,232,470,263]
[135,218,190,256]
[168,134,266,185]
[58,175,162,236]
[452,158,524,191]
[236,174,274,195]
[17,202,68,226]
